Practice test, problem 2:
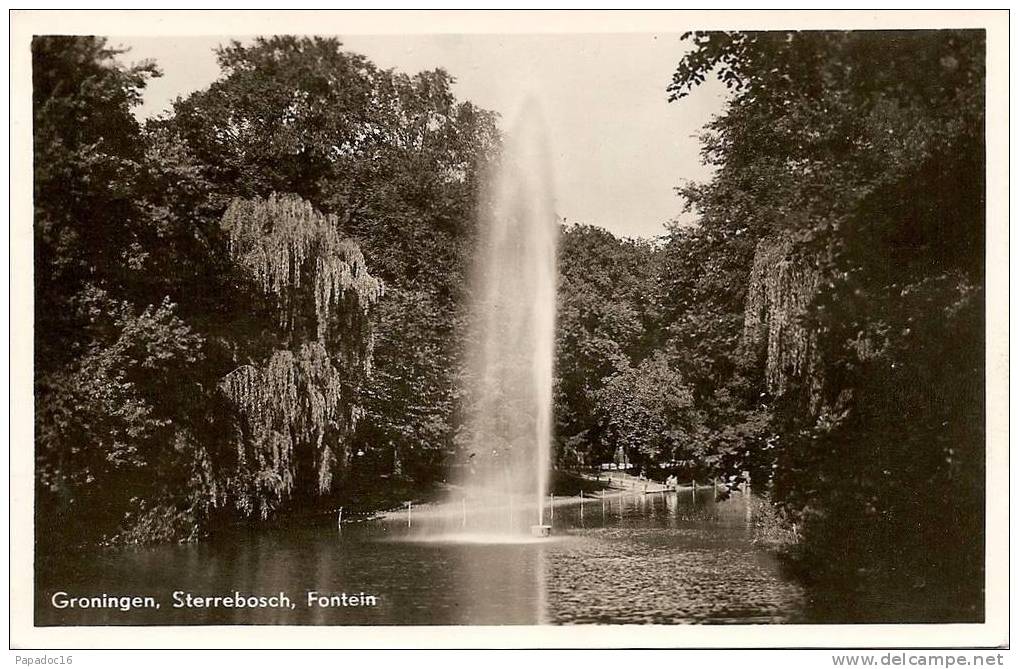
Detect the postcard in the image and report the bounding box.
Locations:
[9,9,1009,650]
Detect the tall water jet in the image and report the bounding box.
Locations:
[457,100,557,537]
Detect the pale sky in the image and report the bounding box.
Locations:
[112,34,727,240]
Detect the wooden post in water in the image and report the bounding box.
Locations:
[406,501,412,528]
[691,480,696,503]
[337,506,343,531]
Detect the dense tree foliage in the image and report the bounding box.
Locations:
[668,30,985,620]
[554,225,656,467]
[33,37,212,544]
[155,37,499,484]
[33,36,161,341]
[553,219,769,482]
[34,36,496,545]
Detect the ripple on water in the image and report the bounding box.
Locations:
[544,532,808,624]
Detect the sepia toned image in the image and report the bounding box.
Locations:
[10,10,1008,649]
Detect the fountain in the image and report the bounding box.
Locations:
[455,100,558,539]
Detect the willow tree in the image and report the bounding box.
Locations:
[742,237,825,414]
[159,37,501,485]
[218,194,383,518]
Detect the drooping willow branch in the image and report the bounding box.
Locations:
[742,236,824,412]
[218,194,382,518]
[222,193,383,342]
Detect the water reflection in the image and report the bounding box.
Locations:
[36,491,807,626]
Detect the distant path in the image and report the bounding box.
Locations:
[577,470,724,495]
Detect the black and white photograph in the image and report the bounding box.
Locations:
[9,9,1009,651]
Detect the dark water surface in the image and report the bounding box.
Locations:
[37,491,811,625]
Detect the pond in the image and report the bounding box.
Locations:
[36,490,812,626]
